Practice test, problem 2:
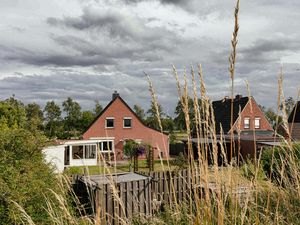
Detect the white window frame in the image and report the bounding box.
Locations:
[84,144,97,159]
[255,117,261,129]
[72,145,84,159]
[99,141,114,152]
[123,117,132,128]
[244,117,250,129]
[105,117,114,128]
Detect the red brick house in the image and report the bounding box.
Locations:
[211,95,274,162]
[213,95,273,135]
[288,101,300,141]
[83,92,169,161]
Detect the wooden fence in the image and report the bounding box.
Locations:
[95,177,152,225]
[148,169,193,205]
[73,169,197,225]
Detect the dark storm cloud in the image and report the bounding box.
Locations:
[0,72,178,115]
[239,37,300,64]
[0,44,115,67]
[45,8,184,67]
[47,9,123,32]
[47,7,182,45]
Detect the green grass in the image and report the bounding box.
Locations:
[65,159,176,175]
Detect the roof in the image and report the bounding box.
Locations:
[288,101,300,123]
[84,95,167,135]
[81,173,150,186]
[212,96,249,133]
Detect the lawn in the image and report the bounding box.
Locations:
[65,159,177,175]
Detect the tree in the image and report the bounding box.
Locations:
[265,108,282,128]
[174,97,199,131]
[162,116,175,132]
[62,97,82,134]
[280,96,295,116]
[0,97,26,129]
[145,101,165,130]
[94,100,103,116]
[259,105,283,129]
[0,103,64,223]
[44,101,62,138]
[123,140,146,172]
[25,103,44,130]
[134,104,146,121]
[79,110,96,132]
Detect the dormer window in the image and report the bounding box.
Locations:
[123,117,132,128]
[105,117,114,128]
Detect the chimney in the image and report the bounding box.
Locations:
[223,96,229,102]
[235,94,242,100]
[112,91,119,100]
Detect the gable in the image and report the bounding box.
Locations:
[231,97,273,132]
[83,96,166,137]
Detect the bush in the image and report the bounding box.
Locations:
[261,144,300,186]
[0,128,65,224]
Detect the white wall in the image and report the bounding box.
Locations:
[42,145,65,173]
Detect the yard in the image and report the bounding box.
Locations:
[65,159,178,175]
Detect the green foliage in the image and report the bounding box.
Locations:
[170,152,188,170]
[44,100,62,138]
[79,110,96,132]
[241,160,266,181]
[134,104,146,122]
[0,97,27,129]
[123,140,139,160]
[0,128,63,224]
[280,96,295,116]
[94,100,103,116]
[145,101,165,130]
[259,105,283,129]
[25,102,44,131]
[161,116,175,132]
[174,98,201,132]
[62,97,82,133]
[261,144,300,186]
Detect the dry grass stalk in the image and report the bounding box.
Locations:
[229,0,240,163]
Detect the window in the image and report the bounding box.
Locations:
[72,145,84,159]
[255,117,260,129]
[85,145,96,159]
[244,117,250,129]
[105,117,114,128]
[123,117,132,128]
[101,141,113,152]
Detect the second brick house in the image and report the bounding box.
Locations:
[83,92,169,161]
[210,95,274,162]
[213,95,273,135]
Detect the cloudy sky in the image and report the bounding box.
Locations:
[0,0,299,115]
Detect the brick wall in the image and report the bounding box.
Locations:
[233,98,273,132]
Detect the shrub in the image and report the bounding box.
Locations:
[261,144,300,186]
[0,128,65,224]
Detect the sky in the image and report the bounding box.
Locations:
[0,0,299,116]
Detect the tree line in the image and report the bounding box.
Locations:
[0,95,296,140]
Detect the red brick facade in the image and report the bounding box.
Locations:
[83,96,169,161]
[231,98,273,133]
